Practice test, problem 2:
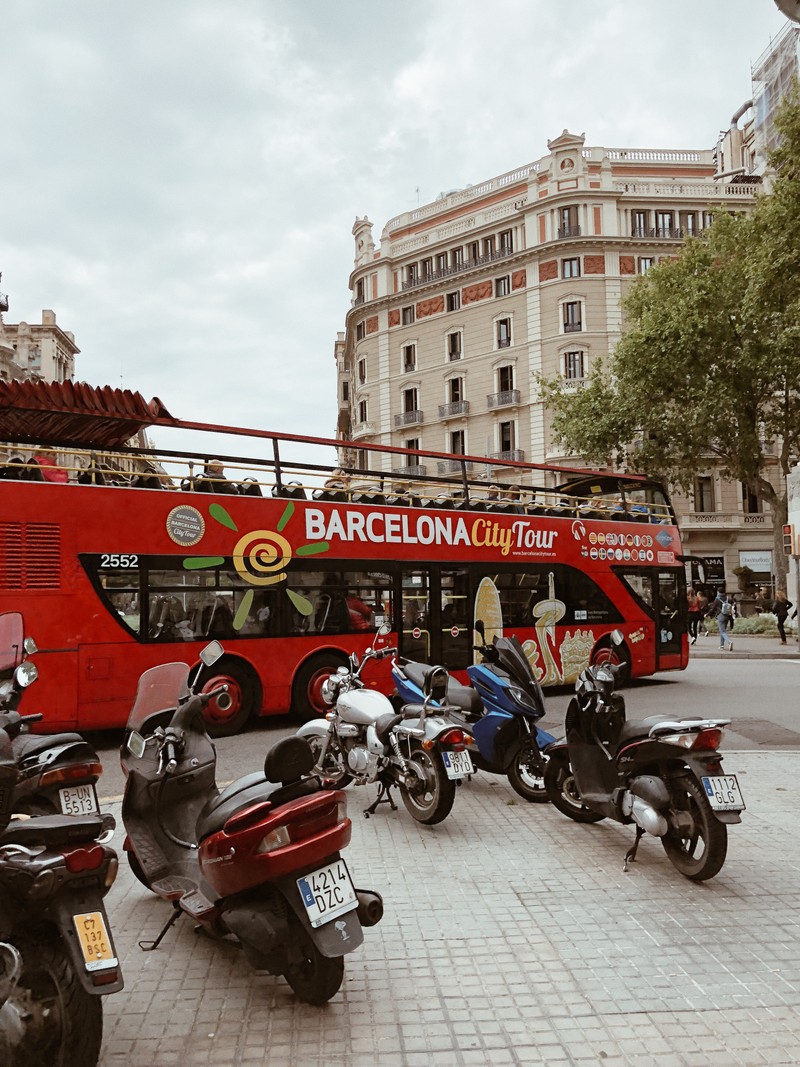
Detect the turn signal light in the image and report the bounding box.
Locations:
[256,825,291,854]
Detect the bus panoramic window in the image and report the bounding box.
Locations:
[491,565,622,628]
[286,566,391,636]
[615,569,655,615]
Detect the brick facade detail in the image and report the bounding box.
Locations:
[462,281,492,305]
[511,270,527,291]
[417,296,445,318]
[539,260,558,282]
[619,256,635,276]
[365,316,378,334]
[388,309,401,327]
[584,255,605,275]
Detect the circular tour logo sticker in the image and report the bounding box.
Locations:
[166,505,205,547]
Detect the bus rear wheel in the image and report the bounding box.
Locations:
[198,659,260,737]
[292,653,348,722]
[591,637,629,680]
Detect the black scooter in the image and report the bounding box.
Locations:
[0,726,123,1067]
[544,633,744,881]
[0,611,103,817]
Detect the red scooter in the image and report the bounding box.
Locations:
[120,641,383,1005]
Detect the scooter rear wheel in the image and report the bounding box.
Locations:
[507,743,550,803]
[283,920,345,1005]
[544,754,606,823]
[0,930,102,1067]
[661,776,728,881]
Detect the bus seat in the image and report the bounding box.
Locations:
[351,490,385,506]
[239,478,263,497]
[271,482,307,500]
[313,488,347,503]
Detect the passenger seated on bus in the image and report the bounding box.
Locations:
[32,453,69,483]
[4,456,44,481]
[197,460,239,495]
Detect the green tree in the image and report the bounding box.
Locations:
[541,82,800,587]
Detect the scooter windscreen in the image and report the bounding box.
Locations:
[493,636,545,706]
[126,661,191,732]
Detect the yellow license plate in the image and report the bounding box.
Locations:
[72,911,117,971]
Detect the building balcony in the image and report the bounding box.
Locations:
[437,458,474,474]
[490,449,525,463]
[438,400,470,419]
[394,410,424,428]
[558,225,582,239]
[560,377,587,392]
[351,420,375,439]
[400,247,514,291]
[563,322,582,333]
[680,510,772,531]
[392,463,427,478]
[487,389,520,409]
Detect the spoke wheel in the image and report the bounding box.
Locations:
[544,754,606,823]
[283,919,345,1005]
[662,776,727,881]
[304,732,353,788]
[0,932,102,1067]
[507,743,550,803]
[399,745,456,825]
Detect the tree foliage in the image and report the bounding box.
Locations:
[541,81,800,583]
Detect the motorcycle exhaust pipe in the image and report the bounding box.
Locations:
[0,943,22,1007]
[355,889,384,927]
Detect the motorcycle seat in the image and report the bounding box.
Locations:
[617,714,681,746]
[0,812,106,848]
[12,732,86,758]
[399,663,482,716]
[375,712,402,745]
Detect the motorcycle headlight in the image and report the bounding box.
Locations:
[508,686,538,712]
[14,662,38,688]
[320,676,339,705]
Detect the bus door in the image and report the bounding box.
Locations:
[617,567,685,670]
[399,567,471,670]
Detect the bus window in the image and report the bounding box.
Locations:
[286,567,390,636]
[492,565,621,628]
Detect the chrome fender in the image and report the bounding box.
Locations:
[296,720,333,741]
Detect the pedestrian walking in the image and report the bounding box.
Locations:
[686,587,702,644]
[696,589,710,636]
[771,589,794,646]
[706,590,735,651]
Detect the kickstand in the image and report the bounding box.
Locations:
[139,903,182,951]
[623,826,646,873]
[364,781,398,817]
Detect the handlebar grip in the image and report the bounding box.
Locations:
[164,740,178,775]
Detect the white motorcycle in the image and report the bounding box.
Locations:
[296,629,473,825]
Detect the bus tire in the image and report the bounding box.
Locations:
[292,652,348,722]
[198,658,260,738]
[591,636,630,683]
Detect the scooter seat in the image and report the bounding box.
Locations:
[617,714,680,746]
[12,732,86,758]
[399,663,482,716]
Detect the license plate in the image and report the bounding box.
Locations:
[441,750,473,780]
[59,783,99,816]
[72,911,117,972]
[297,859,358,929]
[701,774,746,812]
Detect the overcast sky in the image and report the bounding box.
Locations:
[0,0,790,447]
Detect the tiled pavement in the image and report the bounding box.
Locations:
[99,746,800,1067]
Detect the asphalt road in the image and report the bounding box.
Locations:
[91,654,800,802]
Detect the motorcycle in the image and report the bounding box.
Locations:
[0,611,103,817]
[296,627,472,825]
[391,619,554,802]
[120,640,383,1005]
[0,725,123,1067]
[544,632,745,881]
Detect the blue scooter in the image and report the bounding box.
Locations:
[391,620,554,802]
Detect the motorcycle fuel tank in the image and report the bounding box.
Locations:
[337,689,394,725]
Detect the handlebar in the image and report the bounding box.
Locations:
[0,711,44,738]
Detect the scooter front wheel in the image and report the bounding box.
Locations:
[399,745,456,825]
[507,743,550,803]
[544,754,606,823]
[661,776,727,881]
[283,919,344,1005]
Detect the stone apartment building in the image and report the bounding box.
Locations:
[335,23,800,597]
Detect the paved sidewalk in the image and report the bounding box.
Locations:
[690,632,800,660]
[99,748,800,1067]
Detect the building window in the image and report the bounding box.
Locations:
[468,241,480,262]
[655,211,673,238]
[702,211,714,229]
[499,420,515,452]
[358,400,368,424]
[402,305,415,325]
[421,257,433,280]
[447,331,462,361]
[436,253,448,273]
[497,318,512,348]
[742,483,761,514]
[446,291,461,312]
[694,475,715,512]
[356,322,366,341]
[558,206,579,238]
[357,449,369,471]
[483,236,495,257]
[451,247,464,268]
[632,210,648,238]
[495,275,510,297]
[497,365,514,392]
[402,344,416,373]
[499,229,513,253]
[355,279,365,303]
[405,438,420,463]
[357,358,366,384]
[562,257,580,279]
[564,351,585,379]
[451,429,466,454]
[341,381,349,402]
[563,301,582,333]
[448,377,464,404]
[637,257,654,275]
[407,263,419,286]
[403,387,418,413]
[679,211,698,236]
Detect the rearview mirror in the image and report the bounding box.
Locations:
[474,620,485,638]
[610,629,624,646]
[199,640,224,667]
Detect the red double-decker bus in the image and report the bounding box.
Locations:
[0,381,688,735]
